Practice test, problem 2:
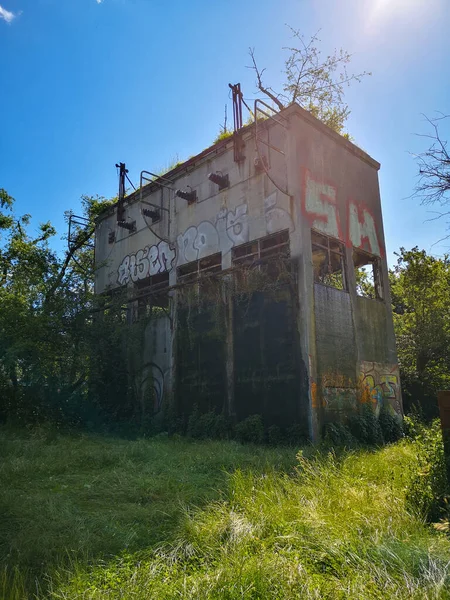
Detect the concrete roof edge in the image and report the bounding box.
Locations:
[284,103,381,170]
[95,104,380,225]
[95,126,254,224]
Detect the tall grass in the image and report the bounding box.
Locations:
[1,425,449,598]
[0,426,295,598]
[49,442,450,599]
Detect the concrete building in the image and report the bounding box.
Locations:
[94,102,402,440]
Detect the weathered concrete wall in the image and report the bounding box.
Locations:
[94,103,401,437]
[232,287,306,428]
[142,315,171,414]
[313,284,358,422]
[286,109,400,427]
[94,127,292,295]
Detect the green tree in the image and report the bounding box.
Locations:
[0,190,120,425]
[248,27,370,134]
[390,247,450,418]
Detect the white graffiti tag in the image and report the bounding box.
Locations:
[264,191,294,235]
[176,202,249,266]
[226,204,249,244]
[304,172,340,238]
[117,203,250,281]
[117,241,175,285]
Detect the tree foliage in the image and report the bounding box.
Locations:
[248,27,370,134]
[0,190,143,428]
[390,247,450,418]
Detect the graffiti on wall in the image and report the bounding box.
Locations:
[140,361,167,413]
[116,193,294,284]
[323,387,357,416]
[348,202,381,256]
[150,362,165,412]
[311,365,401,418]
[303,170,383,256]
[318,371,357,416]
[176,203,249,265]
[359,361,401,415]
[305,176,341,239]
[264,191,294,235]
[117,241,176,285]
[114,168,384,284]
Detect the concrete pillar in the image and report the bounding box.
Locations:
[285,115,315,441]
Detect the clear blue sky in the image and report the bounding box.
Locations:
[1,0,449,264]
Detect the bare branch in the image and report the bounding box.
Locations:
[247,48,285,111]
[413,114,450,208]
[424,210,450,223]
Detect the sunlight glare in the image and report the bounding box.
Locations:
[366,0,441,33]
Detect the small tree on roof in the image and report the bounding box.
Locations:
[248,26,371,135]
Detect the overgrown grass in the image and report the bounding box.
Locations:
[0,426,295,598]
[1,425,449,598]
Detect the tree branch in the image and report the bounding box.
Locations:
[44,226,94,305]
[247,48,285,111]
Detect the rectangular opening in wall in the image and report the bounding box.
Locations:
[177,252,222,283]
[260,230,290,259]
[232,240,259,266]
[177,253,222,300]
[311,230,346,290]
[232,230,290,287]
[198,253,222,276]
[232,230,289,267]
[103,287,128,322]
[135,271,170,316]
[353,249,383,300]
[177,260,199,284]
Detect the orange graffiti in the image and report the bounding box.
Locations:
[359,362,400,414]
[321,371,354,389]
[311,382,318,408]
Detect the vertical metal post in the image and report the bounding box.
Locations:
[116,162,128,222]
[228,83,245,162]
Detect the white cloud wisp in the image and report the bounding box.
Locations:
[0,4,16,23]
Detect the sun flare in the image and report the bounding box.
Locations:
[366,0,440,32]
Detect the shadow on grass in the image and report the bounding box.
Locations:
[0,427,299,598]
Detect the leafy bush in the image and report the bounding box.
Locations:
[322,422,355,447]
[187,407,231,440]
[347,405,384,446]
[234,414,264,444]
[211,414,232,440]
[378,405,404,443]
[406,419,448,521]
[267,424,283,446]
[403,414,421,439]
[286,423,309,446]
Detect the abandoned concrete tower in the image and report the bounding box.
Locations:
[94,101,402,440]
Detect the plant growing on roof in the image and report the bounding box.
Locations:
[248,26,370,134]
